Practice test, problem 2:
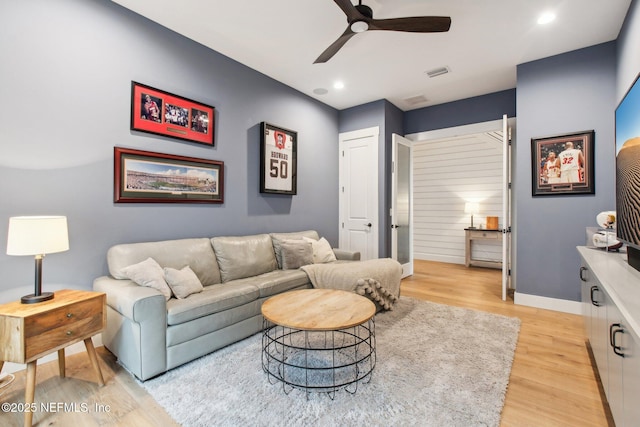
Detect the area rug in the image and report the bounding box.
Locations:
[141,297,520,427]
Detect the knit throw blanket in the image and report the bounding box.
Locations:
[301,258,402,310]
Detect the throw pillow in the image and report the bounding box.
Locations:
[280,239,314,269]
[164,266,204,299]
[303,236,337,263]
[121,257,172,301]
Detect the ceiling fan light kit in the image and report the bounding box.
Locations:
[315,0,452,64]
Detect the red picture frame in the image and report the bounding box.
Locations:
[130,81,215,146]
[114,147,224,204]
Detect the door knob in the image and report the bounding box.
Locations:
[365,223,372,228]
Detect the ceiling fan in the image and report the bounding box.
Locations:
[315,0,451,64]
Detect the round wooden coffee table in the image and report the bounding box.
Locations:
[261,289,376,398]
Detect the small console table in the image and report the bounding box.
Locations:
[465,228,503,269]
[0,289,106,427]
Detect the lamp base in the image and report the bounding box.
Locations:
[21,292,54,304]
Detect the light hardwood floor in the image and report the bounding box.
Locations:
[0,260,613,426]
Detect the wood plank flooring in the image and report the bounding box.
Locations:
[0,260,613,426]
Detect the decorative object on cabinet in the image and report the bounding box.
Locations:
[130,81,215,146]
[615,71,640,272]
[531,130,595,196]
[464,202,479,229]
[260,122,297,195]
[6,216,69,304]
[596,210,616,229]
[114,147,224,204]
[486,216,499,230]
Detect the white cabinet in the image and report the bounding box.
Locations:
[578,247,640,427]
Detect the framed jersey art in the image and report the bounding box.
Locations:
[531,130,595,196]
[260,122,297,195]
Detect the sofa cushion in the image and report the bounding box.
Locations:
[223,269,311,298]
[107,238,221,286]
[211,234,277,282]
[270,230,319,268]
[166,282,260,325]
[164,266,204,299]
[121,257,172,301]
[303,236,338,263]
[280,239,314,269]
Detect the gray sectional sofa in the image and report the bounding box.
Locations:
[93,230,359,380]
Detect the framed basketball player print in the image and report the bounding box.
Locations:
[531,130,595,196]
[260,122,297,195]
[130,81,215,146]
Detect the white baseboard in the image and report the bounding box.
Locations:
[514,292,582,315]
[414,254,464,265]
[2,334,103,375]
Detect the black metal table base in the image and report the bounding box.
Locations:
[261,318,376,399]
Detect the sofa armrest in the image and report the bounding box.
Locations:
[93,276,168,380]
[93,276,166,322]
[332,248,361,261]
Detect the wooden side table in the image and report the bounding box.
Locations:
[464,228,503,269]
[0,289,106,427]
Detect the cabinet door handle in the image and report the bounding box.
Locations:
[590,286,601,306]
[579,266,588,282]
[609,323,625,357]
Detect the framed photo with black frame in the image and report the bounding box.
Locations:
[531,130,595,196]
[114,147,224,203]
[260,122,297,195]
[130,81,215,146]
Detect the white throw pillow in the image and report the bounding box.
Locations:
[164,266,204,299]
[303,236,337,263]
[121,257,172,301]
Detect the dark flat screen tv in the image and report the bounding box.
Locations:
[616,72,640,271]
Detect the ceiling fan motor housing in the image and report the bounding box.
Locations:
[355,4,373,19]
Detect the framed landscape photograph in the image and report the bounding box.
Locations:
[260,122,297,195]
[114,147,223,203]
[531,130,595,196]
[130,81,215,146]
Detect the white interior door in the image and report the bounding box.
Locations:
[392,134,413,277]
[501,114,512,301]
[339,127,379,260]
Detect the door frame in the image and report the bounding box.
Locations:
[406,117,516,295]
[338,126,379,260]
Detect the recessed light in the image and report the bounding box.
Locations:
[333,81,345,90]
[313,88,328,95]
[537,11,556,25]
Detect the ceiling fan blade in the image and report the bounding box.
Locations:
[314,27,356,64]
[370,16,451,33]
[332,0,364,22]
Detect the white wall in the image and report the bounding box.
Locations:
[412,131,503,264]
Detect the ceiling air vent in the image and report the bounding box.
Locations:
[404,95,429,106]
[426,66,450,78]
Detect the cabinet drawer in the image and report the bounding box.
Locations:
[469,231,501,240]
[24,297,104,360]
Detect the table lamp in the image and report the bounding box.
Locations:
[464,202,480,229]
[6,216,69,304]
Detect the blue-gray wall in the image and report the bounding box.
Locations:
[338,100,404,258]
[0,0,339,294]
[515,42,617,301]
[404,89,516,134]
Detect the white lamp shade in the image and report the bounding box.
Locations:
[464,202,480,215]
[7,216,69,256]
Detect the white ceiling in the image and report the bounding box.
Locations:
[111,0,631,111]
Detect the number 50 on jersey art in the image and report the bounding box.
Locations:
[260,122,297,195]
